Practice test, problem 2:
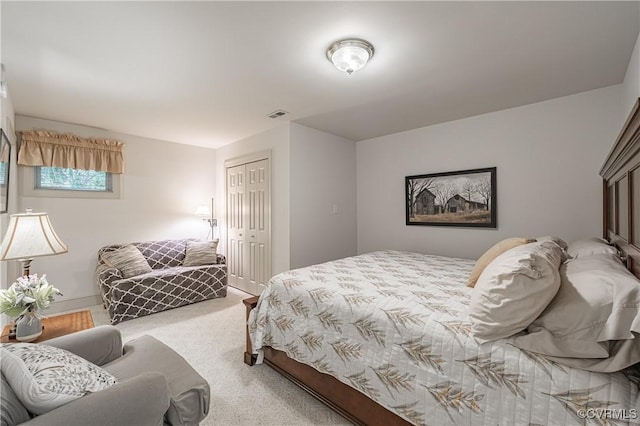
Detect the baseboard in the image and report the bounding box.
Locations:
[47,295,102,314]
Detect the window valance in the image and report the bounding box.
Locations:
[0,140,8,162]
[17,130,125,174]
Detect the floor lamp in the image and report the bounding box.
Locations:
[0,209,68,276]
[195,198,217,240]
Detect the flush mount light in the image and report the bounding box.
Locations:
[326,39,374,75]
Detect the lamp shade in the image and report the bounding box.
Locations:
[0,211,68,261]
[194,205,211,217]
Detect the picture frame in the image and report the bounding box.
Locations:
[0,129,10,214]
[406,167,496,228]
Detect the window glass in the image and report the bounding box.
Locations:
[36,167,112,192]
[0,162,6,185]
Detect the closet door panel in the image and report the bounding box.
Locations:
[226,157,271,295]
[248,159,270,294]
[227,165,246,290]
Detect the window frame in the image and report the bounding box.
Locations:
[21,165,122,199]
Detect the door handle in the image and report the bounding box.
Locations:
[251,235,255,238]
[239,234,243,237]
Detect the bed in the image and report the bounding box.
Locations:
[244,98,640,425]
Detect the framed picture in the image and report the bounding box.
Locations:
[406,167,496,228]
[0,129,10,214]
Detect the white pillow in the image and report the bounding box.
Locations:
[513,253,640,372]
[469,241,563,343]
[566,237,617,259]
[0,343,117,415]
[466,237,536,288]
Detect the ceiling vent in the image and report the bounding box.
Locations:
[266,110,288,119]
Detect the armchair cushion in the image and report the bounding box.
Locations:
[22,372,170,426]
[104,335,209,426]
[1,372,31,426]
[100,244,152,278]
[183,239,219,266]
[0,344,117,415]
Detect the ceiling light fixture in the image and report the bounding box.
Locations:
[326,39,374,75]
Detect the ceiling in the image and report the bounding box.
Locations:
[2,1,639,149]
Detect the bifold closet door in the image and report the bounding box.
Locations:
[245,159,270,295]
[226,158,270,295]
[227,164,246,291]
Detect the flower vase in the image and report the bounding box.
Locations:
[15,312,42,342]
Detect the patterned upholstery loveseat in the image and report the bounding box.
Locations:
[97,239,227,324]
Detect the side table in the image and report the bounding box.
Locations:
[0,310,95,343]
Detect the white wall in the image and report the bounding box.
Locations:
[215,124,291,276]
[357,85,624,260]
[0,70,18,323]
[289,123,357,269]
[622,32,640,120]
[15,115,216,312]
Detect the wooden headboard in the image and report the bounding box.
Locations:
[601,97,640,279]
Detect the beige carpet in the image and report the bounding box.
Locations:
[89,287,351,426]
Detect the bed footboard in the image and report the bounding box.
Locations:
[243,296,259,366]
[242,296,410,425]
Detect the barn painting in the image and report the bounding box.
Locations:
[405,167,496,227]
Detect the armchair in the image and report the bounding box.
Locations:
[1,326,209,426]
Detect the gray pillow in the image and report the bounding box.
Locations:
[1,343,117,415]
[183,239,219,267]
[100,244,152,278]
[513,253,640,372]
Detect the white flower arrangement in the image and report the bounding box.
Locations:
[0,274,62,318]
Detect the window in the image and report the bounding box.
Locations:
[35,166,112,192]
[0,162,6,186]
[17,130,124,199]
[22,166,121,199]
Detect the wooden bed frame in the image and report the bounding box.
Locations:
[243,97,640,425]
[243,296,411,425]
[601,97,640,280]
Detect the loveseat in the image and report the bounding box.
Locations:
[97,239,227,324]
[1,325,209,426]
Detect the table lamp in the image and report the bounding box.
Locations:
[0,209,68,276]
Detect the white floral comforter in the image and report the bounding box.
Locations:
[248,250,640,425]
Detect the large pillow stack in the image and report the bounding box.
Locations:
[513,238,640,372]
[468,236,640,373]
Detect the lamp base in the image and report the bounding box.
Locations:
[18,258,33,276]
